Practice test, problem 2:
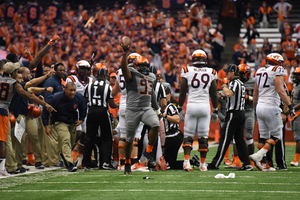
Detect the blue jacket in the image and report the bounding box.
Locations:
[42,75,65,100]
[42,91,87,126]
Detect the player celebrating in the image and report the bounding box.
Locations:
[178,49,218,171]
[250,53,295,170]
[120,36,161,174]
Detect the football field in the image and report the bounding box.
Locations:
[1,143,300,200]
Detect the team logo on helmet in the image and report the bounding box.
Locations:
[76,60,91,77]
[192,49,207,66]
[265,53,284,66]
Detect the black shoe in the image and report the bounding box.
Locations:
[237,165,253,171]
[18,167,29,173]
[276,166,287,170]
[191,155,200,167]
[83,166,91,171]
[102,162,116,170]
[143,151,156,168]
[124,164,131,174]
[8,169,21,175]
[68,164,77,172]
[35,162,45,169]
[207,163,219,170]
[22,160,27,165]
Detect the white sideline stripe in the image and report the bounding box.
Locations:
[1,189,300,194]
[35,181,300,185]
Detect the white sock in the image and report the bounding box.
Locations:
[0,159,6,170]
[258,148,268,156]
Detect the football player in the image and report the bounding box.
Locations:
[250,53,295,171]
[178,49,218,171]
[66,60,93,168]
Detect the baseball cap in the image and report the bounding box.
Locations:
[3,62,20,74]
[109,72,117,78]
[224,64,239,73]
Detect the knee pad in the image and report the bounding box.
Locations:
[132,138,139,147]
[198,137,208,152]
[183,137,193,150]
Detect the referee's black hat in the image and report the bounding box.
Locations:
[224,64,239,73]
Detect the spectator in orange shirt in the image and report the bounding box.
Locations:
[258,1,272,28]
[202,10,212,29]
[282,34,298,61]
[279,16,294,43]
[0,19,8,46]
[217,64,227,90]
[62,3,75,21]
[78,4,89,23]
[233,37,246,52]
[242,3,255,28]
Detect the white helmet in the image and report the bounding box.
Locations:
[192,49,207,66]
[127,53,140,67]
[76,60,91,69]
[265,53,284,66]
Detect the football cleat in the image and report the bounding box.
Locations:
[143,151,156,169]
[199,163,208,171]
[290,161,299,167]
[275,166,287,170]
[68,164,77,172]
[131,163,148,172]
[118,165,125,171]
[75,155,83,169]
[183,161,194,172]
[124,164,131,174]
[223,158,232,165]
[102,162,116,170]
[207,163,219,170]
[249,153,263,171]
[262,163,276,172]
[35,162,45,169]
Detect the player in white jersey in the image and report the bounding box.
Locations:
[250,53,295,171]
[111,53,147,172]
[178,50,219,171]
[66,60,93,168]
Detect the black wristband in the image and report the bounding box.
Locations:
[281,111,288,116]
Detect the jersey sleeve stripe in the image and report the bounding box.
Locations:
[68,76,76,82]
[183,66,188,73]
[212,69,216,75]
[272,66,279,72]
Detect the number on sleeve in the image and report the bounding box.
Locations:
[0,82,11,101]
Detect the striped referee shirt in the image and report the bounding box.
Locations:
[84,79,113,109]
[226,78,245,111]
[153,81,166,105]
[164,102,181,137]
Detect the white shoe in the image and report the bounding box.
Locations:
[0,168,11,176]
[199,163,208,171]
[249,153,263,171]
[118,165,124,171]
[262,163,276,172]
[183,161,194,172]
[290,161,298,167]
[131,163,148,172]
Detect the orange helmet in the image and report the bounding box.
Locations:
[238,64,251,83]
[192,49,207,66]
[133,56,150,75]
[127,53,140,67]
[9,113,16,128]
[292,67,300,83]
[93,63,107,77]
[28,104,42,118]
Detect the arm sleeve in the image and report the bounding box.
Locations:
[228,80,238,93]
[42,79,52,100]
[36,61,44,87]
[42,95,54,126]
[151,91,159,110]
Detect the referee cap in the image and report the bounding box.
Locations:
[3,62,20,74]
[162,82,172,94]
[224,64,239,73]
[97,68,108,76]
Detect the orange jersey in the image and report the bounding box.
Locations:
[282,41,298,59]
[217,69,227,90]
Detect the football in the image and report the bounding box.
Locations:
[120,36,131,50]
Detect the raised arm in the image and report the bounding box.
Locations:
[24,70,53,89]
[120,51,132,82]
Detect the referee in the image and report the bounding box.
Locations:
[82,68,119,170]
[207,64,252,171]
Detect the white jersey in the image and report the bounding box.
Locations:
[256,65,285,107]
[116,69,127,108]
[181,66,217,104]
[66,75,93,95]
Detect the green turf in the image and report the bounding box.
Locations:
[1,144,300,200]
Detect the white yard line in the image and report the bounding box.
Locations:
[1,189,300,194]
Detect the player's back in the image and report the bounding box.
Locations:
[256,65,284,106]
[0,77,16,110]
[125,68,156,109]
[66,75,93,96]
[181,66,217,104]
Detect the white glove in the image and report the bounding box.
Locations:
[248,96,253,101]
[211,108,218,123]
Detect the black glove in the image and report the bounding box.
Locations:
[211,108,218,123]
[120,43,130,53]
[288,105,295,119]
